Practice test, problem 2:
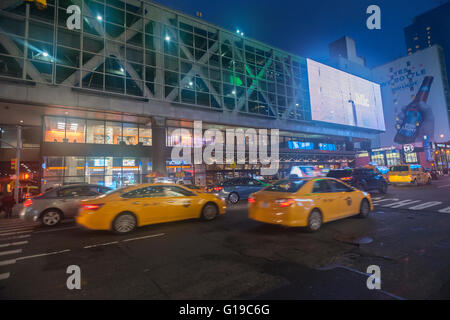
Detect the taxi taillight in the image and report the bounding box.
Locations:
[248,197,256,204]
[276,199,295,208]
[81,204,104,211]
[24,199,33,207]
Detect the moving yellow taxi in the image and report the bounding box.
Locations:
[387,165,431,186]
[76,184,226,234]
[248,178,373,232]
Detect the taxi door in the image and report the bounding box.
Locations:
[328,180,358,217]
[309,180,342,222]
[120,186,168,225]
[162,186,203,221]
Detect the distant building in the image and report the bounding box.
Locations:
[369,46,450,170]
[404,1,450,87]
[328,36,373,81]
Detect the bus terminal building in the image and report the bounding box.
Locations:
[0,0,385,189]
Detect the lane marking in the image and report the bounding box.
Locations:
[123,233,165,242]
[439,207,450,214]
[0,234,30,242]
[409,202,443,211]
[33,226,78,234]
[84,241,119,249]
[383,200,421,209]
[0,249,22,257]
[16,249,71,261]
[0,230,31,237]
[0,272,11,280]
[437,184,450,189]
[0,259,16,266]
[0,241,28,248]
[373,198,399,204]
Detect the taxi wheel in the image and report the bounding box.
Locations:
[358,199,370,218]
[41,209,62,227]
[228,192,240,204]
[201,203,218,221]
[306,209,322,232]
[112,212,137,234]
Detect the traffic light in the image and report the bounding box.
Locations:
[10,158,18,171]
[24,0,47,10]
[24,173,30,180]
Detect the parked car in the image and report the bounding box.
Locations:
[327,168,389,194]
[209,178,270,204]
[248,178,373,232]
[77,184,226,234]
[387,165,431,186]
[19,184,112,226]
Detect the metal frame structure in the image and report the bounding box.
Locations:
[0,0,311,122]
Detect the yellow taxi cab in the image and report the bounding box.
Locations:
[76,183,226,234]
[248,178,373,232]
[387,165,431,186]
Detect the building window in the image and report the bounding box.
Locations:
[139,125,152,146]
[386,150,401,166]
[43,156,151,190]
[105,121,122,144]
[122,123,139,145]
[371,152,385,166]
[405,153,418,163]
[65,118,86,143]
[87,120,105,144]
[44,117,66,142]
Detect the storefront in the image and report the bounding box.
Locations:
[356,142,434,169]
[433,143,450,172]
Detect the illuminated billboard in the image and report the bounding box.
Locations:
[372,45,450,146]
[307,59,385,131]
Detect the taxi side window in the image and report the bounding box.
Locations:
[122,186,166,199]
[312,180,332,193]
[163,186,196,197]
[329,180,353,192]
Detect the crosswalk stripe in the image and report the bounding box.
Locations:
[0,249,22,256]
[0,226,36,232]
[0,234,31,242]
[0,259,16,266]
[383,200,421,208]
[0,272,11,280]
[0,241,28,248]
[409,202,443,210]
[439,207,450,214]
[0,230,32,237]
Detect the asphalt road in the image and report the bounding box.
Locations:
[1,176,450,300]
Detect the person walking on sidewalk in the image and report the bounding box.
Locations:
[0,192,15,219]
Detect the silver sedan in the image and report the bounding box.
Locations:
[20,184,112,226]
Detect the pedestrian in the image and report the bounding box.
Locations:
[2,193,15,219]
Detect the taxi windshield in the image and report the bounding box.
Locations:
[265,180,307,193]
[390,166,409,172]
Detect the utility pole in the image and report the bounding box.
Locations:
[14,126,22,204]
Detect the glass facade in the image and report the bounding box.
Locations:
[0,0,311,121]
[43,156,151,189]
[43,116,152,145]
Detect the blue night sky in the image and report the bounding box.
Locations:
[155,0,447,68]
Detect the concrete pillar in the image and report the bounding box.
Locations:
[152,116,167,176]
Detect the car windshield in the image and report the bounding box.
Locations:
[327,170,353,178]
[265,180,307,193]
[390,166,409,172]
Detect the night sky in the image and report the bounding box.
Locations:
[155,0,447,68]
